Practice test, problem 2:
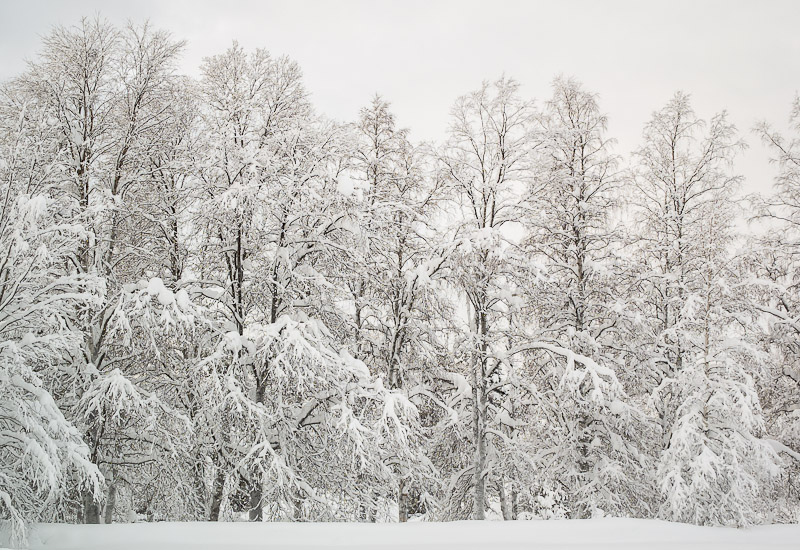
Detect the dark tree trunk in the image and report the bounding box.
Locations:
[247,483,263,521]
[103,482,116,524]
[83,492,100,524]
[208,468,226,521]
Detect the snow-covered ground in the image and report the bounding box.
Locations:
[15,518,800,550]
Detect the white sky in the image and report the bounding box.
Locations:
[1,0,798,195]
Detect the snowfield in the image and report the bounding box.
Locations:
[16,519,800,550]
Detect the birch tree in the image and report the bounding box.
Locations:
[0,82,102,544]
[343,95,447,521]
[519,77,649,518]
[632,93,778,525]
[194,45,421,522]
[748,95,800,512]
[439,77,536,519]
[13,17,197,524]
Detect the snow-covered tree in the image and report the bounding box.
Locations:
[3,13,799,531]
[438,77,536,519]
[10,17,203,524]
[518,77,650,518]
[747,95,800,514]
[632,93,779,525]
[656,208,779,525]
[340,95,448,521]
[0,84,102,544]
[631,93,744,429]
[192,45,423,522]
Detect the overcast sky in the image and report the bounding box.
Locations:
[1,0,798,195]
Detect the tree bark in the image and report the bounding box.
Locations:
[82,415,102,524]
[247,382,266,521]
[83,492,101,524]
[247,481,263,521]
[511,487,519,520]
[398,478,408,523]
[208,468,226,521]
[472,308,488,520]
[498,478,511,520]
[103,481,116,524]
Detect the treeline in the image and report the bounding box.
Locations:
[1,17,799,544]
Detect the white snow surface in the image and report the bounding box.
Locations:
[18,518,799,550]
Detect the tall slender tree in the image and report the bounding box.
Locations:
[632,93,778,525]
[519,77,650,518]
[439,77,536,519]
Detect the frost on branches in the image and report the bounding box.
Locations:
[0,102,101,543]
[1,17,798,542]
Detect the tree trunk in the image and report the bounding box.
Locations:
[247,383,266,522]
[83,404,102,524]
[498,478,511,520]
[511,487,519,520]
[368,494,376,523]
[574,408,592,519]
[472,375,486,520]
[103,481,116,524]
[208,468,226,521]
[472,309,488,520]
[247,482,263,521]
[191,459,208,519]
[398,478,408,523]
[83,492,101,524]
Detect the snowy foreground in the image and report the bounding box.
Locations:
[15,519,800,550]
